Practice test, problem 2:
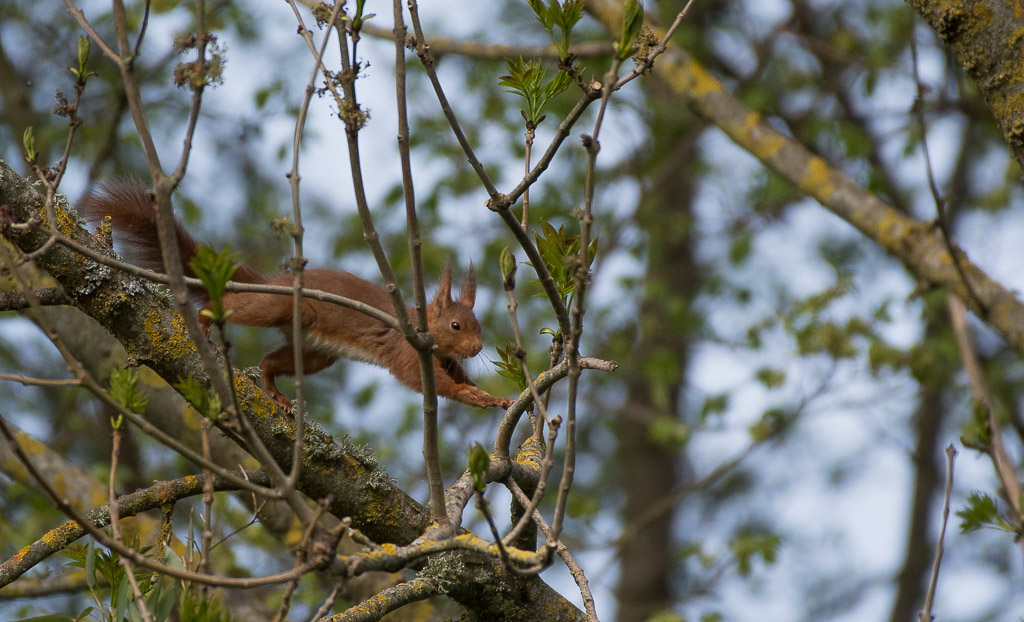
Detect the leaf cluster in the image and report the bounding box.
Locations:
[174,376,222,420]
[728,529,780,577]
[492,344,528,391]
[54,540,236,622]
[68,36,95,86]
[108,368,150,427]
[59,538,154,622]
[190,245,238,326]
[956,491,1018,535]
[526,0,584,59]
[532,221,597,302]
[466,443,490,492]
[499,56,572,126]
[615,0,644,60]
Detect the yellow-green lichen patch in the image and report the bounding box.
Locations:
[666,54,723,98]
[231,372,283,422]
[513,442,543,470]
[13,431,47,457]
[743,113,786,162]
[176,475,201,501]
[143,308,194,358]
[39,520,81,549]
[11,545,29,564]
[361,494,405,530]
[35,202,80,238]
[871,210,933,262]
[872,210,915,254]
[797,157,836,201]
[344,594,388,618]
[925,0,990,49]
[545,597,580,618]
[1007,24,1024,50]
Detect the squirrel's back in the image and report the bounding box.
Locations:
[80,182,265,286]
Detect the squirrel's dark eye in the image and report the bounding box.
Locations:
[450,321,461,331]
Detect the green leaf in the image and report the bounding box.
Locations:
[754,367,786,389]
[84,539,96,590]
[108,368,150,415]
[492,344,527,391]
[499,246,517,290]
[617,0,644,60]
[956,491,1016,533]
[22,127,36,163]
[728,229,753,265]
[113,570,129,622]
[648,415,689,451]
[959,400,991,451]
[748,407,789,442]
[189,245,239,322]
[527,0,552,29]
[174,376,222,419]
[146,574,180,622]
[499,56,571,124]
[729,530,781,577]
[73,35,91,84]
[543,69,573,103]
[189,245,239,296]
[467,443,490,492]
[525,0,583,59]
[699,393,729,421]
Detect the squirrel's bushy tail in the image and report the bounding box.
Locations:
[80,182,266,291]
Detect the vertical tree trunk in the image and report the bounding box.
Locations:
[615,109,703,621]
[888,310,949,622]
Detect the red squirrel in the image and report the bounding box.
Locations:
[80,183,513,411]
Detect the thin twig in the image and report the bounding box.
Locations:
[108,426,156,622]
[283,0,343,492]
[507,479,598,621]
[909,26,984,314]
[306,578,344,622]
[0,468,268,590]
[522,122,535,228]
[0,372,80,387]
[392,0,447,525]
[948,297,1023,539]
[494,287,555,460]
[502,421,559,548]
[199,418,215,576]
[0,414,316,590]
[919,444,956,622]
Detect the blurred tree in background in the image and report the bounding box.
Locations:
[3,0,1024,620]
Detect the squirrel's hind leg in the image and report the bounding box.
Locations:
[259,346,337,411]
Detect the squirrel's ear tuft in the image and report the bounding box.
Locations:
[459,262,477,307]
[434,258,454,306]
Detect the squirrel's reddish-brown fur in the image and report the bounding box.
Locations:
[81,183,513,411]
